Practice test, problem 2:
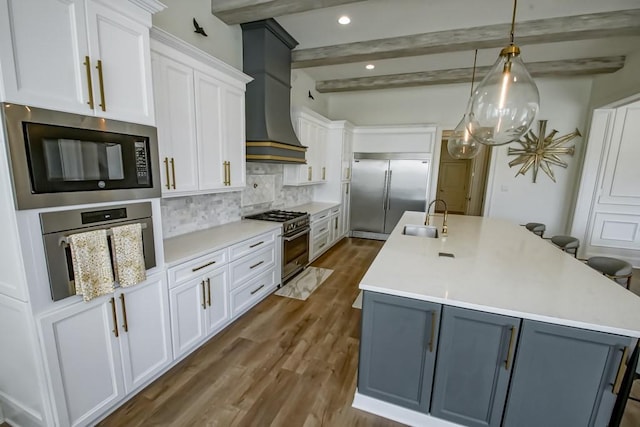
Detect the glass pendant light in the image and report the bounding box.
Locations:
[465,0,539,146]
[447,50,481,159]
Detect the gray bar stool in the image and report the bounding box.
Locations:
[525,222,545,238]
[550,235,580,257]
[587,256,633,289]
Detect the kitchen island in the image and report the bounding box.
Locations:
[354,211,640,427]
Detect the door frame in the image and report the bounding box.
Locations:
[436,131,491,216]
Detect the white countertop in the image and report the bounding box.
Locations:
[163,220,282,267]
[288,201,340,216]
[360,211,640,337]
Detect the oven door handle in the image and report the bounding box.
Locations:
[283,228,310,242]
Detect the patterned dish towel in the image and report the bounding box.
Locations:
[111,223,146,287]
[68,229,115,302]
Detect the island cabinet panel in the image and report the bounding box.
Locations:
[503,320,632,427]
[358,291,441,412]
[430,306,520,427]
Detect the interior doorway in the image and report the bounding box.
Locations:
[436,131,491,216]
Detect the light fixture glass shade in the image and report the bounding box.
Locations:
[447,115,481,159]
[465,48,539,146]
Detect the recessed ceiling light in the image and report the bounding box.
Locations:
[366,64,375,70]
[338,16,351,25]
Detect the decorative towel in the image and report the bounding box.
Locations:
[68,229,115,302]
[111,223,146,287]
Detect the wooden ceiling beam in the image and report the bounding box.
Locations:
[315,56,626,93]
[293,9,640,68]
[211,0,367,25]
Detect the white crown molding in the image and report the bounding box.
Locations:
[129,0,166,14]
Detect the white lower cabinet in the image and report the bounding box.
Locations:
[39,273,171,427]
[167,229,279,358]
[169,265,229,359]
[310,206,343,262]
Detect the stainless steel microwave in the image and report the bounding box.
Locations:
[2,103,160,209]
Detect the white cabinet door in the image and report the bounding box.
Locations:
[0,0,154,125]
[0,0,89,111]
[203,267,230,334]
[223,86,247,190]
[84,0,154,125]
[341,129,353,181]
[341,182,351,236]
[40,297,125,427]
[315,125,327,182]
[117,276,172,394]
[195,70,225,191]
[152,53,199,194]
[169,277,207,359]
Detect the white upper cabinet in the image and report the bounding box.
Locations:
[0,0,157,125]
[151,29,250,197]
[283,108,330,186]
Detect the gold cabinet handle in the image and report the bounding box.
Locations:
[206,278,211,307]
[227,161,231,186]
[249,241,264,248]
[505,326,516,370]
[164,157,171,190]
[201,280,206,310]
[250,284,265,295]
[308,166,312,181]
[346,183,349,195]
[170,158,176,189]
[95,59,106,111]
[613,346,630,394]
[119,294,129,333]
[322,167,326,180]
[192,260,216,272]
[428,311,436,352]
[335,218,338,230]
[83,56,95,110]
[109,297,119,338]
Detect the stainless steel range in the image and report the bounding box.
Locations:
[246,210,310,283]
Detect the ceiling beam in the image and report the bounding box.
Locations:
[211,0,367,25]
[315,56,625,93]
[293,9,640,68]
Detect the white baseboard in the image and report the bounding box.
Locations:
[0,392,44,427]
[352,391,462,427]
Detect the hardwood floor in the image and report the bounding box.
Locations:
[99,237,402,427]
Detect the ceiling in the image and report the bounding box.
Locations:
[213,0,640,93]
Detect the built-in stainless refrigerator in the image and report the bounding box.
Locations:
[350,152,430,239]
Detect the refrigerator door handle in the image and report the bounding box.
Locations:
[386,170,393,210]
[382,170,388,210]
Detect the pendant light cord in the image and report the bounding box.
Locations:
[470,49,478,97]
[510,0,517,44]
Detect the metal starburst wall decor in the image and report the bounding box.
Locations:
[507,120,581,183]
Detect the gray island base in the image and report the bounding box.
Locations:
[353,212,640,427]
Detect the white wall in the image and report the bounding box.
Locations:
[590,48,640,109]
[328,77,594,235]
[152,0,242,69]
[291,70,329,117]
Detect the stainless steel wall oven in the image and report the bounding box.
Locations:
[40,202,156,301]
[2,103,160,209]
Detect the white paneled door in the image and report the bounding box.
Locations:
[571,99,640,265]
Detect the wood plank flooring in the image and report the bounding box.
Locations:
[99,237,402,427]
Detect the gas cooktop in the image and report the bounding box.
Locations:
[245,210,310,235]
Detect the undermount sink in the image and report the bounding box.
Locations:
[403,224,439,238]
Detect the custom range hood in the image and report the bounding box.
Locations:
[241,19,306,163]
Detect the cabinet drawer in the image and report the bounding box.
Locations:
[168,248,227,287]
[311,217,331,238]
[311,209,331,223]
[230,268,276,318]
[229,245,275,290]
[229,231,277,261]
[311,232,331,258]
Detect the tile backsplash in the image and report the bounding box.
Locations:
[161,162,313,238]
